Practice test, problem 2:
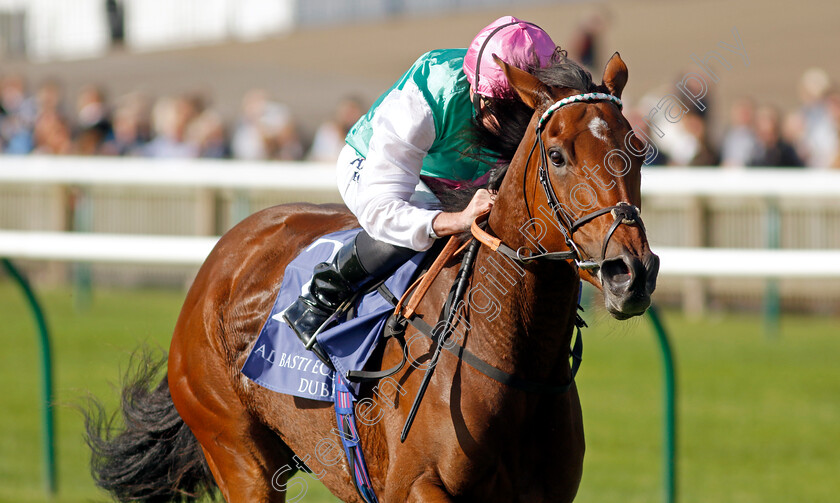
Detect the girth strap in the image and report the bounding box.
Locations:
[364,282,584,395]
[334,375,379,503]
[401,306,583,394]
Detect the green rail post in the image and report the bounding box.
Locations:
[231,189,251,227]
[763,198,781,338]
[72,187,93,312]
[1,258,57,496]
[647,304,677,503]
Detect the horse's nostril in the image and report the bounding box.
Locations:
[600,257,632,288]
[645,253,660,292]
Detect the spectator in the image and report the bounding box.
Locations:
[683,112,718,166]
[636,88,704,167]
[32,110,72,155]
[232,89,269,160]
[782,110,807,163]
[187,109,230,158]
[749,105,803,167]
[74,84,113,155]
[0,75,24,114]
[100,93,150,156]
[75,126,108,155]
[232,89,303,161]
[0,111,31,154]
[180,91,205,126]
[307,96,364,162]
[76,85,111,130]
[568,12,609,70]
[825,92,840,169]
[4,75,39,124]
[0,98,5,152]
[681,65,714,122]
[35,79,65,119]
[143,96,198,158]
[262,102,303,160]
[0,75,36,153]
[660,117,700,167]
[123,92,153,144]
[796,67,836,168]
[720,98,759,168]
[101,105,144,156]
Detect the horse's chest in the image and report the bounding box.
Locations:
[436,392,585,502]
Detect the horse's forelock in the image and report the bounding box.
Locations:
[532,58,597,95]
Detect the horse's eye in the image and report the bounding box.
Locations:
[549,149,566,167]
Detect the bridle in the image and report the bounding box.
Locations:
[472,92,646,271]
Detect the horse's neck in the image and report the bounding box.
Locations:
[464,247,580,381]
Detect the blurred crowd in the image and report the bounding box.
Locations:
[0,75,364,163]
[1,65,840,168]
[564,10,840,170]
[620,67,840,169]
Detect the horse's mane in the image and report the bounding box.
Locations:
[438,49,596,211]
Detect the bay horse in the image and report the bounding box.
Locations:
[86,53,658,502]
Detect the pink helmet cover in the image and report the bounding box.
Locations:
[464,16,556,98]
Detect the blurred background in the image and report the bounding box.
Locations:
[1,1,838,502]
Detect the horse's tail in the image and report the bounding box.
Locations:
[83,350,217,502]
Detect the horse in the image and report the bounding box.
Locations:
[85,53,658,502]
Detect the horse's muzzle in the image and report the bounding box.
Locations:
[599,251,660,319]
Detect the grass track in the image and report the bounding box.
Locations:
[0,282,837,502]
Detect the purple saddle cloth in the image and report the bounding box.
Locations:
[240,229,425,401]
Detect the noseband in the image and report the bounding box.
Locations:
[473,92,646,271]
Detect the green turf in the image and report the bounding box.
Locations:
[0,280,837,502]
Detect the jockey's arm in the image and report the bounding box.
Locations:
[353,84,493,251]
[431,189,495,236]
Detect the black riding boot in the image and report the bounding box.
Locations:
[283,231,415,367]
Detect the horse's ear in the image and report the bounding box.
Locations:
[493,55,548,110]
[602,52,628,98]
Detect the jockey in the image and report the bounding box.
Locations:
[284,16,558,365]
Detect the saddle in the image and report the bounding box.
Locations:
[240,228,446,401]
